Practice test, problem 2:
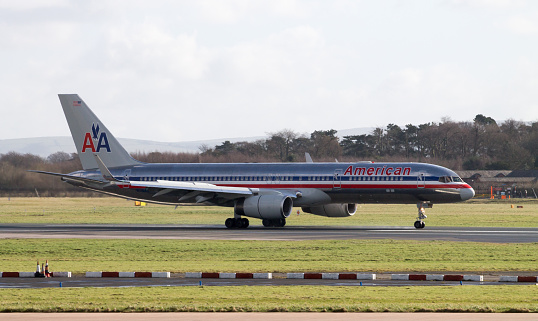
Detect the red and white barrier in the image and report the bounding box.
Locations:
[85,272,170,278]
[185,272,272,279]
[391,274,483,281]
[0,272,71,278]
[287,273,376,280]
[500,276,537,282]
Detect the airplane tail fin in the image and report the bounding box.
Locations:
[58,94,141,170]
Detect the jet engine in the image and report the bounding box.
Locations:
[301,203,357,217]
[235,195,293,219]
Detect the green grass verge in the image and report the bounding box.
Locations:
[1,239,537,273]
[1,286,537,312]
[1,198,537,313]
[1,197,537,227]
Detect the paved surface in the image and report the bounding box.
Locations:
[0,224,537,243]
[0,274,529,289]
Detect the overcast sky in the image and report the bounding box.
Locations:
[1,0,537,142]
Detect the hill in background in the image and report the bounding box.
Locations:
[0,127,373,157]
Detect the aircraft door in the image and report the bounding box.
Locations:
[123,169,131,181]
[333,169,342,189]
[417,173,425,188]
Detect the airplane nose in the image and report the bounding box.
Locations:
[460,187,475,201]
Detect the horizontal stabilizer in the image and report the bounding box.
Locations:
[28,170,107,184]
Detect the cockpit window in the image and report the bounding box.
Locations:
[439,175,462,183]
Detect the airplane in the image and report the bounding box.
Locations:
[31,94,475,229]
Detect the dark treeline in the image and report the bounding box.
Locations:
[0,151,85,196]
[2,114,537,196]
[200,115,538,170]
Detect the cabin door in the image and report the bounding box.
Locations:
[417,173,425,188]
[333,169,342,189]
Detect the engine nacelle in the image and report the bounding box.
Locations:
[301,203,357,217]
[235,195,293,219]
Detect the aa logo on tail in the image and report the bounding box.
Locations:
[82,123,111,153]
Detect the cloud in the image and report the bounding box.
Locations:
[1,1,538,143]
[0,0,69,10]
[193,0,308,23]
[448,0,525,9]
[504,15,538,34]
[209,26,325,88]
[105,23,212,80]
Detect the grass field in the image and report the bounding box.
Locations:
[0,238,537,273]
[0,197,536,313]
[1,197,537,227]
[1,286,537,312]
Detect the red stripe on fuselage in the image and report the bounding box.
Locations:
[120,182,472,190]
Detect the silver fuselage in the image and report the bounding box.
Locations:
[67,161,474,206]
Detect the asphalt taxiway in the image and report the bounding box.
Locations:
[0,224,536,243]
[0,273,526,289]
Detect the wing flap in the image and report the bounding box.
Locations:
[129,180,256,198]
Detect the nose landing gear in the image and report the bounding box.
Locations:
[414,202,431,229]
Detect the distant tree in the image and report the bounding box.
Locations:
[341,134,373,158]
[385,124,405,156]
[462,156,483,170]
[484,161,510,170]
[47,151,72,164]
[214,141,236,156]
[1,152,45,168]
[474,114,497,126]
[266,129,302,162]
[309,129,341,159]
[403,124,419,158]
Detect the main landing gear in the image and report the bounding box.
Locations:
[262,218,286,228]
[224,217,286,228]
[225,217,249,228]
[414,201,431,229]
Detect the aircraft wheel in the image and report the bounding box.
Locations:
[278,218,286,227]
[262,219,271,227]
[241,218,249,228]
[421,221,425,229]
[414,221,423,229]
[225,218,234,228]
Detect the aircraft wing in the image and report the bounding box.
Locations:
[130,180,255,195]
[128,180,259,203]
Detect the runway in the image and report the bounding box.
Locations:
[1,224,536,243]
